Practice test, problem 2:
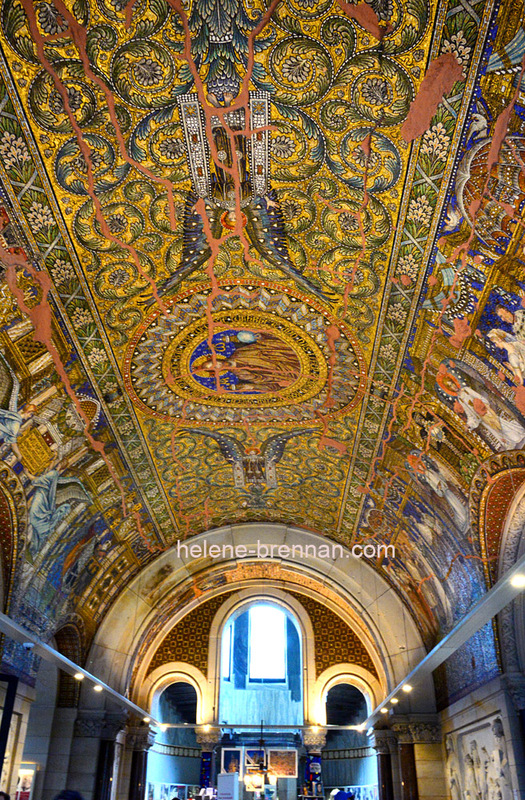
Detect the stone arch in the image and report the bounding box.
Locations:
[141,664,207,723]
[496,478,525,676]
[87,525,435,714]
[471,453,525,675]
[206,587,316,723]
[313,665,383,722]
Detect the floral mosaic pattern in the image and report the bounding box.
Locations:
[0,0,519,707]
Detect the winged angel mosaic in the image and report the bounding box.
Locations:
[0,0,522,701]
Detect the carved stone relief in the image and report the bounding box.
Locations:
[445,715,513,800]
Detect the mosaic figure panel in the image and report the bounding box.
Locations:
[0,0,520,708]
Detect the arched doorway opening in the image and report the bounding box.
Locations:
[147,682,201,794]
[218,601,303,727]
[323,684,377,795]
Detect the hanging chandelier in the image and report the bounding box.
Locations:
[243,721,270,792]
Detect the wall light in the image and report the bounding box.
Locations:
[74,672,84,681]
[203,724,211,733]
[93,684,103,692]
[390,698,399,704]
[143,717,150,723]
[380,708,388,714]
[402,684,413,693]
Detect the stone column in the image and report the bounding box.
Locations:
[502,672,525,759]
[41,707,78,800]
[391,723,418,800]
[195,727,221,789]
[94,712,127,800]
[302,728,326,797]
[372,731,395,800]
[112,728,126,800]
[67,710,107,800]
[126,726,156,800]
[408,719,444,800]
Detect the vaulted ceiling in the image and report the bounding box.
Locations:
[0,0,524,698]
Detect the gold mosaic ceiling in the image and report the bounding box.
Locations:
[0,0,524,668]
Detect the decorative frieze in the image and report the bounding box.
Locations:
[152,743,201,758]
[390,715,442,744]
[322,747,374,760]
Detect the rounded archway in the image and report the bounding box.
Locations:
[325,683,367,727]
[218,600,303,726]
[323,684,377,794]
[89,526,435,722]
[147,681,201,792]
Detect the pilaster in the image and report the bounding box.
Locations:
[67,710,106,800]
[371,730,396,800]
[398,716,445,800]
[126,725,156,800]
[195,726,221,788]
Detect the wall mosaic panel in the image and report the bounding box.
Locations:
[0,0,520,710]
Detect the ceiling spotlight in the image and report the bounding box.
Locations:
[160,724,167,732]
[74,672,84,681]
[380,708,388,714]
[93,684,103,692]
[203,724,211,733]
[143,717,150,723]
[510,574,525,589]
[390,698,399,705]
[402,684,413,693]
[311,726,320,733]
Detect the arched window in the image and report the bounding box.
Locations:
[219,601,303,725]
[222,603,290,684]
[147,682,201,789]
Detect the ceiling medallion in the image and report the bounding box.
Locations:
[124,281,366,425]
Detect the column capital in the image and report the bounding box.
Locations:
[126,725,156,751]
[408,720,441,744]
[195,725,221,750]
[102,710,128,740]
[501,672,525,711]
[390,720,413,745]
[74,710,106,738]
[302,727,326,753]
[370,729,397,755]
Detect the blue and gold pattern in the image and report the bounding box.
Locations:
[0,0,522,704]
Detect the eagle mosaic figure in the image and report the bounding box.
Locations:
[150,0,335,305]
[191,428,316,489]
